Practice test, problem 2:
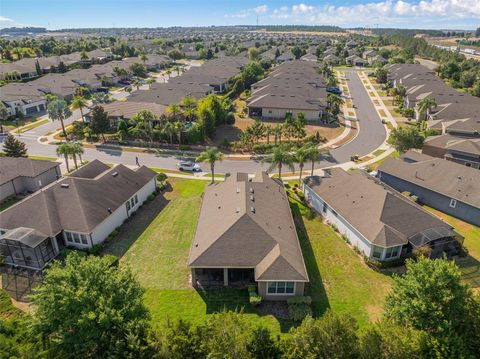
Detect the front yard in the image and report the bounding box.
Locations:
[103,177,395,334]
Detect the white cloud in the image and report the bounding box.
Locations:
[230,0,480,27]
[226,5,269,18]
[0,16,34,29]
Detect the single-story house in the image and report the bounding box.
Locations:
[378,151,480,226]
[85,101,168,127]
[0,83,47,116]
[188,172,309,300]
[304,168,462,261]
[0,157,61,202]
[423,134,480,169]
[346,55,366,67]
[0,160,157,270]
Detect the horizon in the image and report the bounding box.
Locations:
[1,0,479,31]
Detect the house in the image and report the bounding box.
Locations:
[368,55,387,66]
[378,151,480,226]
[303,168,462,261]
[247,60,327,121]
[85,101,168,127]
[346,55,366,67]
[323,54,340,65]
[423,134,480,169]
[0,160,157,270]
[0,157,61,202]
[188,172,309,300]
[0,83,47,116]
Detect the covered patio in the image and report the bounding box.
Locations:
[191,268,255,289]
[409,227,464,259]
[0,227,57,270]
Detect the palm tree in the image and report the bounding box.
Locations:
[327,93,345,116]
[272,125,283,145]
[181,96,197,121]
[56,143,71,172]
[132,78,141,90]
[306,145,328,176]
[163,121,175,144]
[196,147,224,184]
[166,103,182,121]
[417,97,437,121]
[391,85,407,105]
[140,53,148,65]
[48,99,72,140]
[295,146,309,185]
[265,145,295,179]
[70,142,84,167]
[174,121,185,145]
[70,96,88,123]
[146,78,155,89]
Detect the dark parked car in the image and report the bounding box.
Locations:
[326,87,342,95]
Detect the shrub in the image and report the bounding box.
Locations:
[179,145,191,151]
[62,248,88,259]
[288,296,313,322]
[248,285,262,306]
[225,111,235,125]
[306,209,316,220]
[147,194,155,201]
[103,254,119,267]
[331,224,339,232]
[156,172,168,183]
[88,244,103,255]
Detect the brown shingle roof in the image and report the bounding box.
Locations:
[0,157,60,185]
[188,172,308,282]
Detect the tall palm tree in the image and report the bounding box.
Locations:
[56,143,71,172]
[166,103,182,121]
[70,142,84,167]
[295,146,309,185]
[146,78,155,89]
[273,124,283,145]
[306,145,328,176]
[48,99,72,140]
[265,145,295,179]
[392,85,407,105]
[70,96,88,123]
[181,96,197,121]
[417,97,437,121]
[140,53,148,65]
[174,121,185,145]
[163,121,175,144]
[196,147,224,184]
[327,93,345,116]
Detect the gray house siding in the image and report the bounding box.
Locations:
[0,166,60,201]
[378,171,480,226]
[258,281,304,301]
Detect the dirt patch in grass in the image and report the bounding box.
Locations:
[378,109,387,117]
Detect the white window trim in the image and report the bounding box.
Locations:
[267,281,296,296]
[449,199,457,208]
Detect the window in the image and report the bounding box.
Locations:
[80,234,88,245]
[130,198,135,207]
[267,282,295,295]
[73,233,80,244]
[372,246,383,259]
[322,202,328,214]
[65,232,73,243]
[385,246,400,259]
[134,194,138,204]
[449,199,457,208]
[126,201,131,211]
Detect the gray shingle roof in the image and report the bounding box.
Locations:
[188,172,308,282]
[0,157,60,185]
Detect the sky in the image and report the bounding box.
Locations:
[1,0,479,30]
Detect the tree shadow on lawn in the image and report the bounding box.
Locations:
[289,198,330,318]
[194,287,295,333]
[456,254,480,291]
[100,185,172,258]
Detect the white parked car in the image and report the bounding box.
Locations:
[176,161,200,172]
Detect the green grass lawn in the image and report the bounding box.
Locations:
[289,193,392,326]
[0,289,23,321]
[28,155,57,161]
[14,119,49,133]
[424,207,480,292]
[103,178,394,334]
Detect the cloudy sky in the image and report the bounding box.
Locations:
[1,0,479,30]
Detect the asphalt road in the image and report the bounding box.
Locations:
[13,69,387,174]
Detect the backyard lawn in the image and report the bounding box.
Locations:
[104,177,394,334]
[425,207,480,292]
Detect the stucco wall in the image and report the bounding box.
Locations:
[258,281,305,301]
[259,107,321,121]
[304,184,374,257]
[378,171,480,226]
[0,182,16,202]
[90,178,156,245]
[0,167,59,201]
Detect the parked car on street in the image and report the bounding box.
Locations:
[176,161,201,172]
[326,87,342,95]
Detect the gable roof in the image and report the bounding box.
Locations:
[304,168,454,247]
[0,161,157,235]
[378,151,480,208]
[188,172,308,282]
[0,157,60,185]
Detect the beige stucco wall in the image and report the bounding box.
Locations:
[260,107,321,121]
[258,281,305,301]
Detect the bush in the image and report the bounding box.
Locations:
[249,294,262,307]
[147,194,155,201]
[62,248,88,259]
[179,145,191,151]
[103,254,119,267]
[156,172,168,183]
[288,296,313,322]
[225,111,235,125]
[88,244,103,255]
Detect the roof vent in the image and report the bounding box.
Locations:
[250,188,254,194]
[236,187,240,193]
[250,195,255,202]
[236,207,240,213]
[61,183,69,188]
[112,171,118,177]
[250,206,255,213]
[107,208,112,214]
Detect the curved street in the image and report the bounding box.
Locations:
[10,70,388,174]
